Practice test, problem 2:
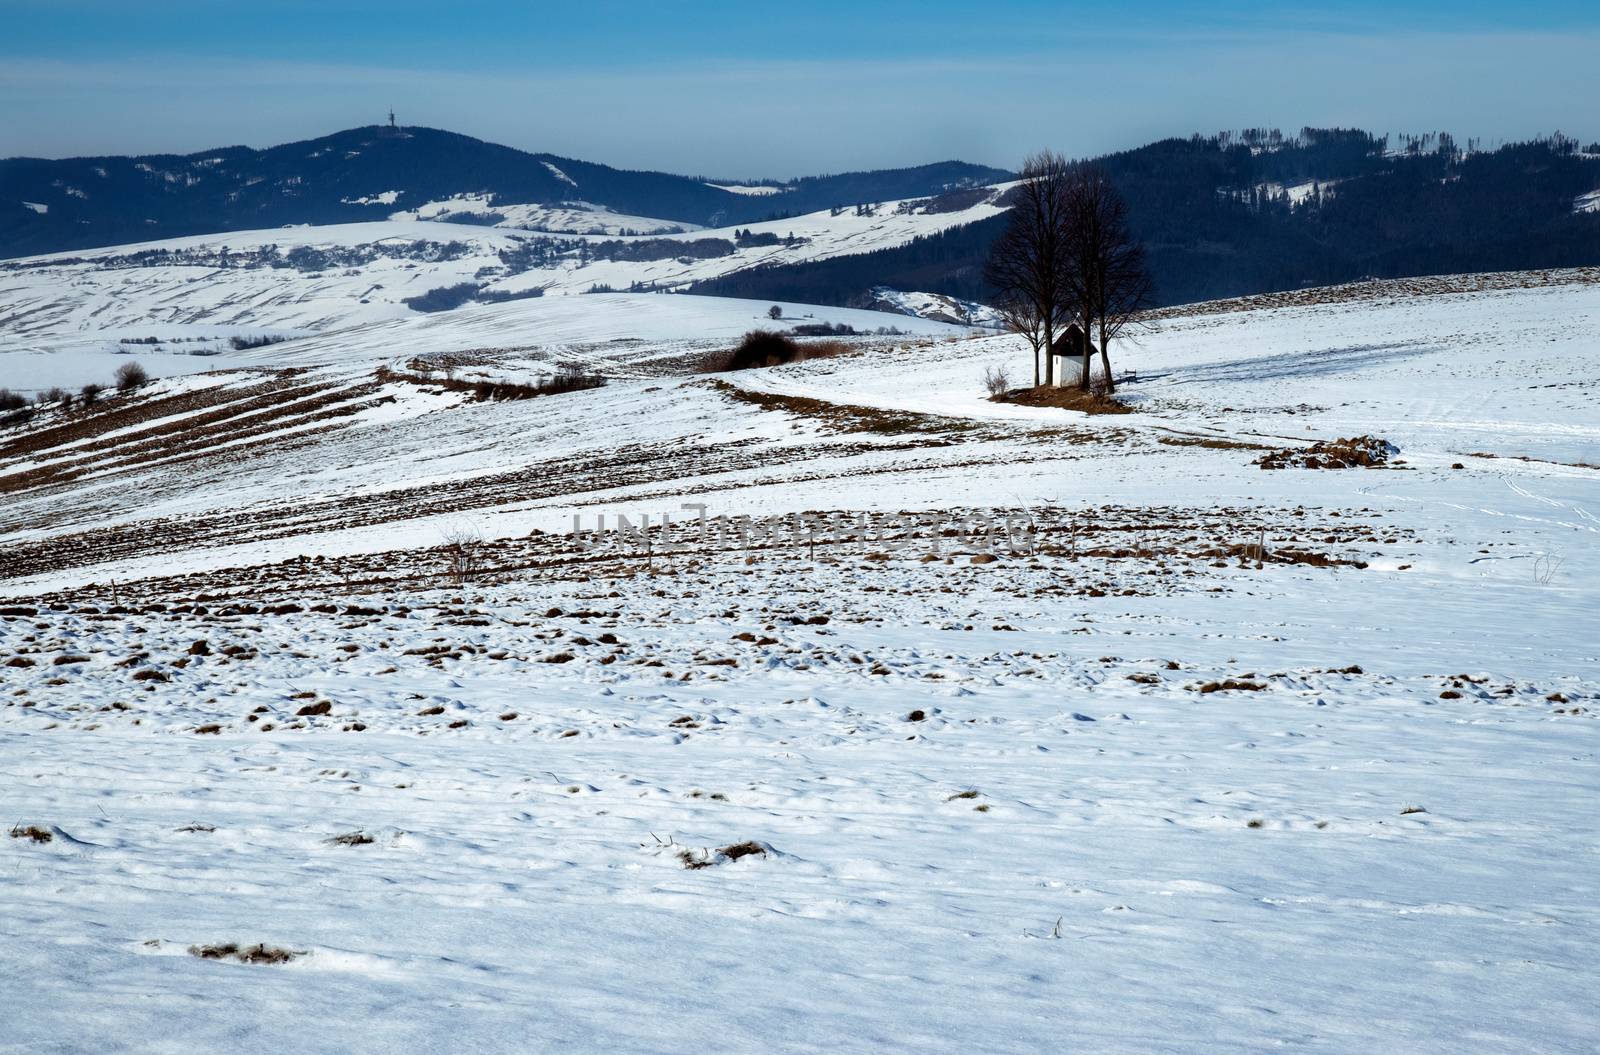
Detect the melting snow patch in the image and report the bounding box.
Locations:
[543,161,579,188]
[343,191,402,206]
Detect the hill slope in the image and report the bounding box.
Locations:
[0,125,1009,259]
[0,185,1015,394]
[2,268,1597,1053]
[693,130,1600,307]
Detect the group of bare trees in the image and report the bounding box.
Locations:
[0,361,148,419]
[985,152,1152,393]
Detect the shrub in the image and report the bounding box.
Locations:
[701,330,858,373]
[0,389,27,411]
[726,329,801,370]
[983,365,1011,399]
[80,383,104,405]
[38,387,70,405]
[115,362,149,391]
[543,361,607,395]
[442,525,481,584]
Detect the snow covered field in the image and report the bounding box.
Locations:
[3,261,1598,1053]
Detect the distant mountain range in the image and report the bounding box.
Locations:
[5,125,1598,310]
[695,130,1600,308]
[0,125,1010,259]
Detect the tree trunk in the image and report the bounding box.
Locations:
[1043,321,1055,388]
[1098,318,1114,394]
[1079,309,1093,391]
[1032,339,1041,388]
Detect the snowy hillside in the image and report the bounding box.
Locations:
[3,265,1598,1053]
[0,124,1010,258]
[0,186,1012,393]
[387,194,697,235]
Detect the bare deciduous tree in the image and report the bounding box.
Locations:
[985,152,1075,388]
[1063,166,1153,393]
[989,288,1047,387]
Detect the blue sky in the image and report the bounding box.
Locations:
[3,1,1597,175]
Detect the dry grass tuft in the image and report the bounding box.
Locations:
[9,825,52,843]
[327,831,375,846]
[678,841,769,869]
[188,942,301,965]
[678,849,713,870]
[1001,385,1133,415]
[1157,434,1272,451]
[1197,679,1267,693]
[705,378,971,437]
[718,841,766,861]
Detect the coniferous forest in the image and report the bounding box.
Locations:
[691,130,1600,307]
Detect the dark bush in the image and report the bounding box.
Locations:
[789,322,857,337]
[229,334,289,351]
[735,230,784,248]
[726,329,802,371]
[80,383,104,404]
[474,286,546,304]
[403,282,481,313]
[701,330,858,373]
[115,362,149,391]
[0,389,26,411]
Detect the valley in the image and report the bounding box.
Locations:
[3,239,1597,1051]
